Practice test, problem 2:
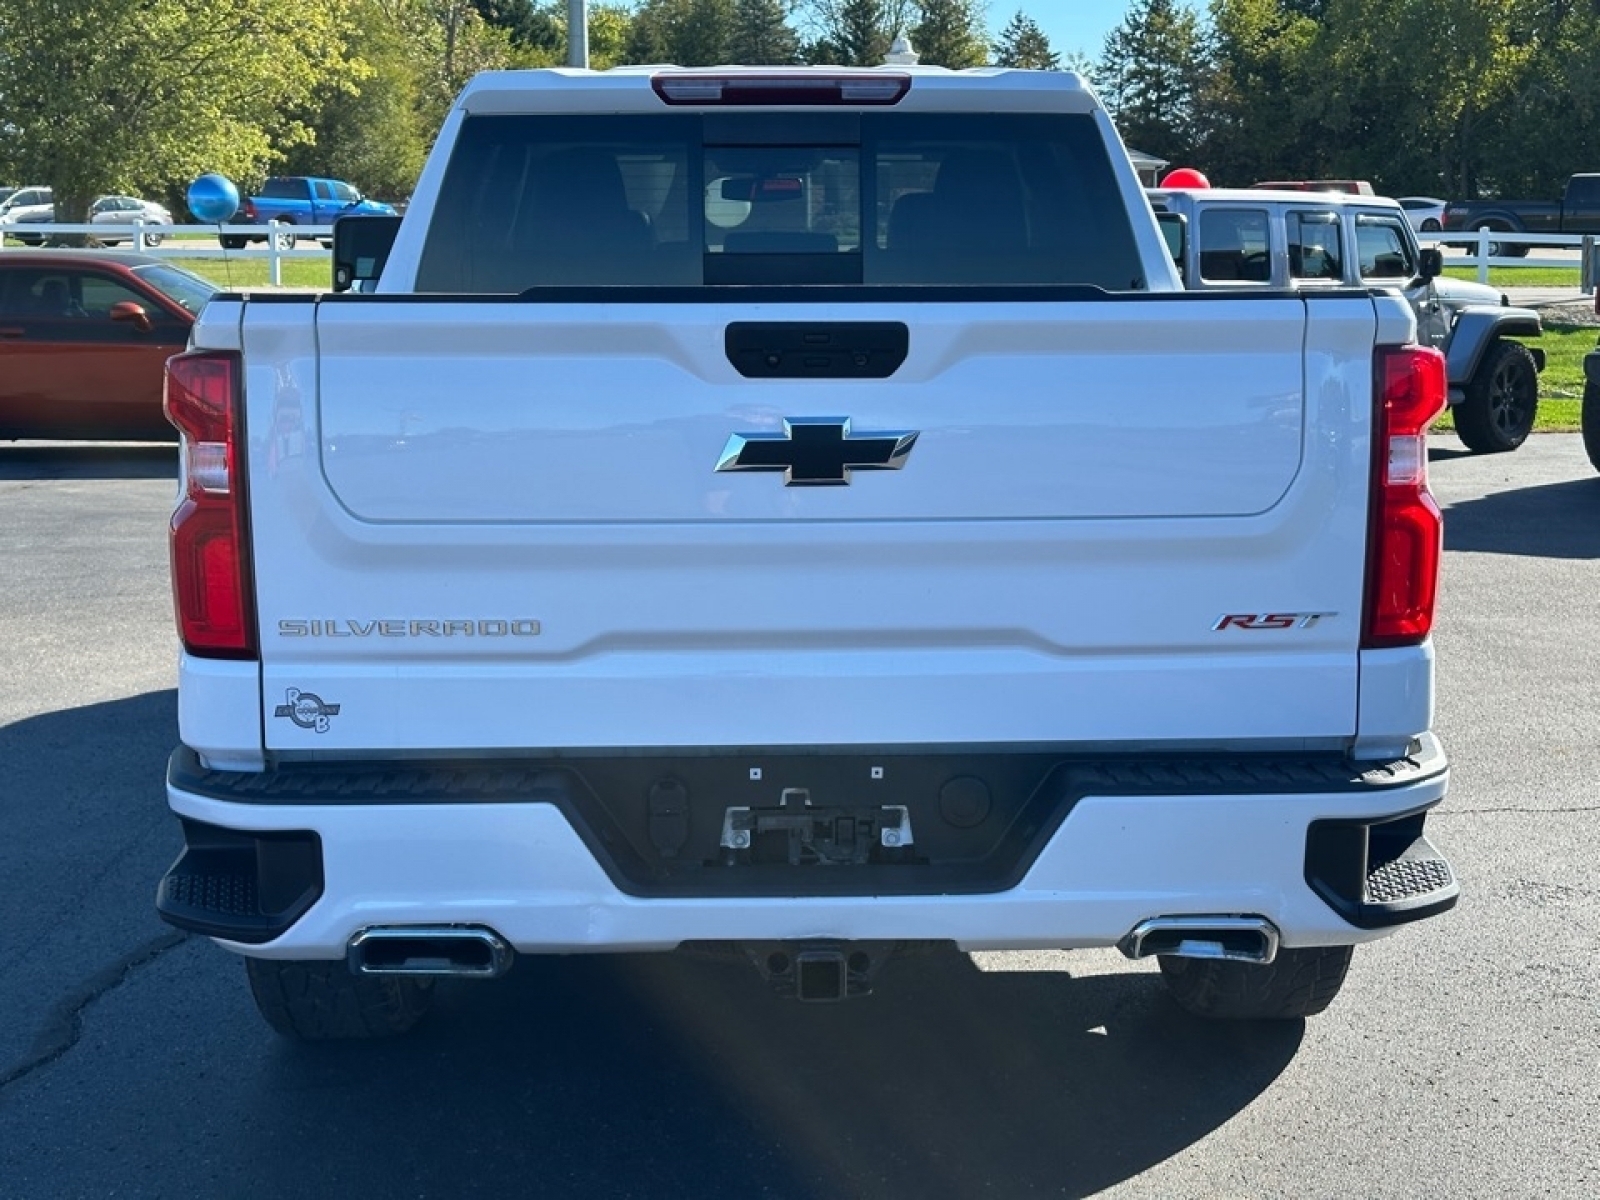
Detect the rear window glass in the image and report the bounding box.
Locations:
[1288,210,1343,281]
[1196,208,1271,282]
[131,263,221,314]
[1566,176,1600,208]
[1355,214,1416,280]
[416,113,1144,292]
[261,178,307,199]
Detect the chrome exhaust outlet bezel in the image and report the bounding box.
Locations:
[1118,915,1280,965]
[347,924,514,979]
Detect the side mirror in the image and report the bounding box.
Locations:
[332,214,402,293]
[1418,247,1442,281]
[109,301,152,332]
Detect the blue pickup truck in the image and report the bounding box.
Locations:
[221,176,397,249]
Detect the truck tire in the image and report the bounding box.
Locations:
[244,956,433,1040]
[1454,339,1540,454]
[1158,945,1354,1020]
[1474,223,1527,259]
[1583,380,1600,473]
[219,235,246,250]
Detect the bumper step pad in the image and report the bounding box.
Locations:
[156,819,323,944]
[1365,853,1454,906]
[1306,809,1459,929]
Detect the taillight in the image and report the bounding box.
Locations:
[239,198,257,220]
[1364,346,1447,647]
[165,350,256,658]
[651,73,910,106]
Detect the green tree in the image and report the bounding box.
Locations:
[1095,0,1207,164]
[1200,0,1321,186]
[1060,48,1097,78]
[505,3,636,67]
[805,0,896,65]
[628,0,737,66]
[588,4,638,67]
[0,0,356,229]
[474,0,564,54]
[281,0,430,200]
[1297,0,1530,196]
[1461,0,1600,195]
[911,0,988,67]
[993,11,1061,69]
[423,0,518,100]
[729,0,802,64]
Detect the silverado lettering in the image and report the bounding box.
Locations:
[278,619,542,637]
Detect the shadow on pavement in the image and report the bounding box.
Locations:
[0,443,177,481]
[209,947,1298,1199]
[1,936,1307,1198]
[1442,476,1600,559]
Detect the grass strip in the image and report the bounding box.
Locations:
[180,256,332,290]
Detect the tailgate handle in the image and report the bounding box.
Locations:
[725,322,908,379]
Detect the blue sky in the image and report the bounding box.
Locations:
[999,1,1133,61]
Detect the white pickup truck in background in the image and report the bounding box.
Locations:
[157,65,1458,1038]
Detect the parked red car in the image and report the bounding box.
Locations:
[0,250,218,441]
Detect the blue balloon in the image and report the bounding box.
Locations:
[187,174,240,223]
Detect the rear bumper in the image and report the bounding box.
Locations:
[159,737,1457,958]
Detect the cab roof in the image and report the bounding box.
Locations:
[457,65,1104,116]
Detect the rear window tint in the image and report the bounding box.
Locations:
[1288,210,1343,281]
[1196,208,1271,282]
[416,113,1145,292]
[1355,214,1415,280]
[261,178,308,199]
[1566,176,1600,207]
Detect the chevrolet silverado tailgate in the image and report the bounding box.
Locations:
[240,292,1378,753]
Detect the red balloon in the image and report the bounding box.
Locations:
[1160,167,1211,189]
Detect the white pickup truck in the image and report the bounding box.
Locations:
[157,66,1458,1038]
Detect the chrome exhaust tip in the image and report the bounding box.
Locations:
[348,925,514,978]
[1118,915,1280,965]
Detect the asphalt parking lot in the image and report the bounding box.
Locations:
[0,434,1596,1199]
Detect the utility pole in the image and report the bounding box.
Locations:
[568,0,589,67]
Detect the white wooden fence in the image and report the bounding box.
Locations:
[0,221,333,286]
[5,219,1598,293]
[1422,228,1597,291]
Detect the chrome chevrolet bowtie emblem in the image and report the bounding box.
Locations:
[715,417,918,486]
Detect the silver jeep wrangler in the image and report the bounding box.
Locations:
[1151,186,1545,454]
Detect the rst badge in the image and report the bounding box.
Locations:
[1214,613,1335,631]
